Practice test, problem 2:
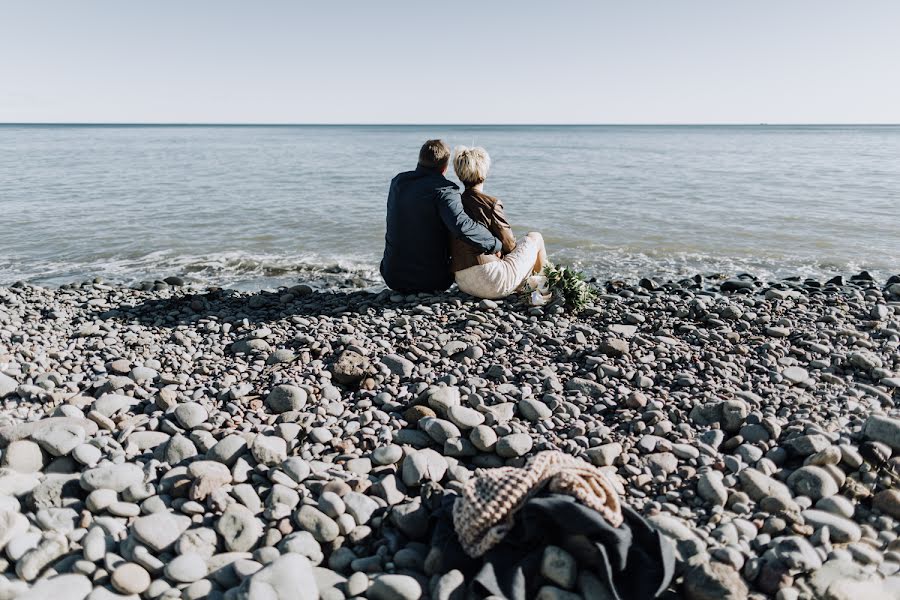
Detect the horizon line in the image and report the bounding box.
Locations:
[2,122,900,127]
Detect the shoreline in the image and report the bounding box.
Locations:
[0,271,899,598]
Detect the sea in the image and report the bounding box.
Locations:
[1,124,898,291]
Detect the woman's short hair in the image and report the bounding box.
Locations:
[453,146,491,186]
[418,139,452,169]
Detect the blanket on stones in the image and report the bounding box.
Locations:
[433,493,675,600]
[453,450,624,558]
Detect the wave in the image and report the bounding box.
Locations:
[0,250,383,291]
[1,246,894,291]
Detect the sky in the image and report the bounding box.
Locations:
[1,1,899,124]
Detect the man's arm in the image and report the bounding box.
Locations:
[436,187,502,254]
[491,200,518,255]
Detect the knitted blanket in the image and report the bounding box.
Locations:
[453,450,624,557]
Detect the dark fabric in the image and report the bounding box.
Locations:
[432,493,675,600]
[380,165,501,293]
[450,188,518,273]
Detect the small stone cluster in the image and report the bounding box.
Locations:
[0,271,898,600]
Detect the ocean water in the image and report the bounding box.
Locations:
[1,124,898,290]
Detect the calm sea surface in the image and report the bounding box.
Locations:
[1,125,898,290]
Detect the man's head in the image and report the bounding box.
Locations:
[452,146,491,187]
[418,139,452,172]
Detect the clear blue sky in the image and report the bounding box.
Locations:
[2,0,899,124]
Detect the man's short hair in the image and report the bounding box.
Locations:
[418,139,452,169]
[452,146,491,186]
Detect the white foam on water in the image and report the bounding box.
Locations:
[1,246,892,291]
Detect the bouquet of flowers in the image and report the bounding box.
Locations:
[522,264,597,314]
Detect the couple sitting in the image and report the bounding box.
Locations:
[380,139,547,299]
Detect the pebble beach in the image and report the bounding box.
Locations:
[1,272,899,600]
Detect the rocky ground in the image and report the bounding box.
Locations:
[0,271,899,600]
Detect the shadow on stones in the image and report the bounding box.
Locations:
[91,287,472,328]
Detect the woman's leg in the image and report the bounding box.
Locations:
[527,231,548,274]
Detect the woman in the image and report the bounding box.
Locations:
[450,146,547,299]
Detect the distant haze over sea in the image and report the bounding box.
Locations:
[2,124,898,290]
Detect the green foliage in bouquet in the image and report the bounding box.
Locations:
[543,263,597,314]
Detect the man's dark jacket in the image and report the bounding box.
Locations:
[381,165,501,292]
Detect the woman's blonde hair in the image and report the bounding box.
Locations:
[453,146,491,186]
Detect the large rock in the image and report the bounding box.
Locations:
[266,385,308,413]
[496,433,533,458]
[783,434,831,456]
[207,434,248,466]
[0,509,30,551]
[111,562,151,595]
[683,562,748,600]
[801,509,861,543]
[0,373,18,398]
[380,354,414,378]
[252,435,288,466]
[133,511,189,552]
[29,422,85,457]
[80,463,144,492]
[689,402,723,426]
[426,386,461,416]
[92,393,141,418]
[0,417,98,447]
[720,400,748,433]
[174,402,208,429]
[368,574,422,600]
[188,460,233,501]
[598,338,629,358]
[565,378,605,397]
[331,350,369,385]
[519,398,552,422]
[294,506,339,543]
[738,468,792,503]
[873,489,900,519]
[16,574,92,600]
[1,440,44,472]
[863,415,900,451]
[235,552,318,600]
[217,503,262,552]
[697,471,728,506]
[586,442,621,467]
[647,514,707,563]
[787,466,839,501]
[809,558,894,599]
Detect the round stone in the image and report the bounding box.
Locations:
[251,435,287,466]
[368,574,422,600]
[372,444,403,465]
[71,443,102,467]
[174,402,208,429]
[518,398,552,422]
[446,405,485,429]
[15,574,92,600]
[787,466,839,501]
[294,506,339,543]
[496,433,533,458]
[470,426,498,452]
[282,457,311,483]
[318,492,346,519]
[266,385,308,413]
[815,495,855,519]
[1,440,44,472]
[164,553,208,583]
[111,562,151,595]
[873,489,900,519]
[216,504,262,552]
[30,422,85,457]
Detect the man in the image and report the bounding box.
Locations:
[380,139,501,292]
